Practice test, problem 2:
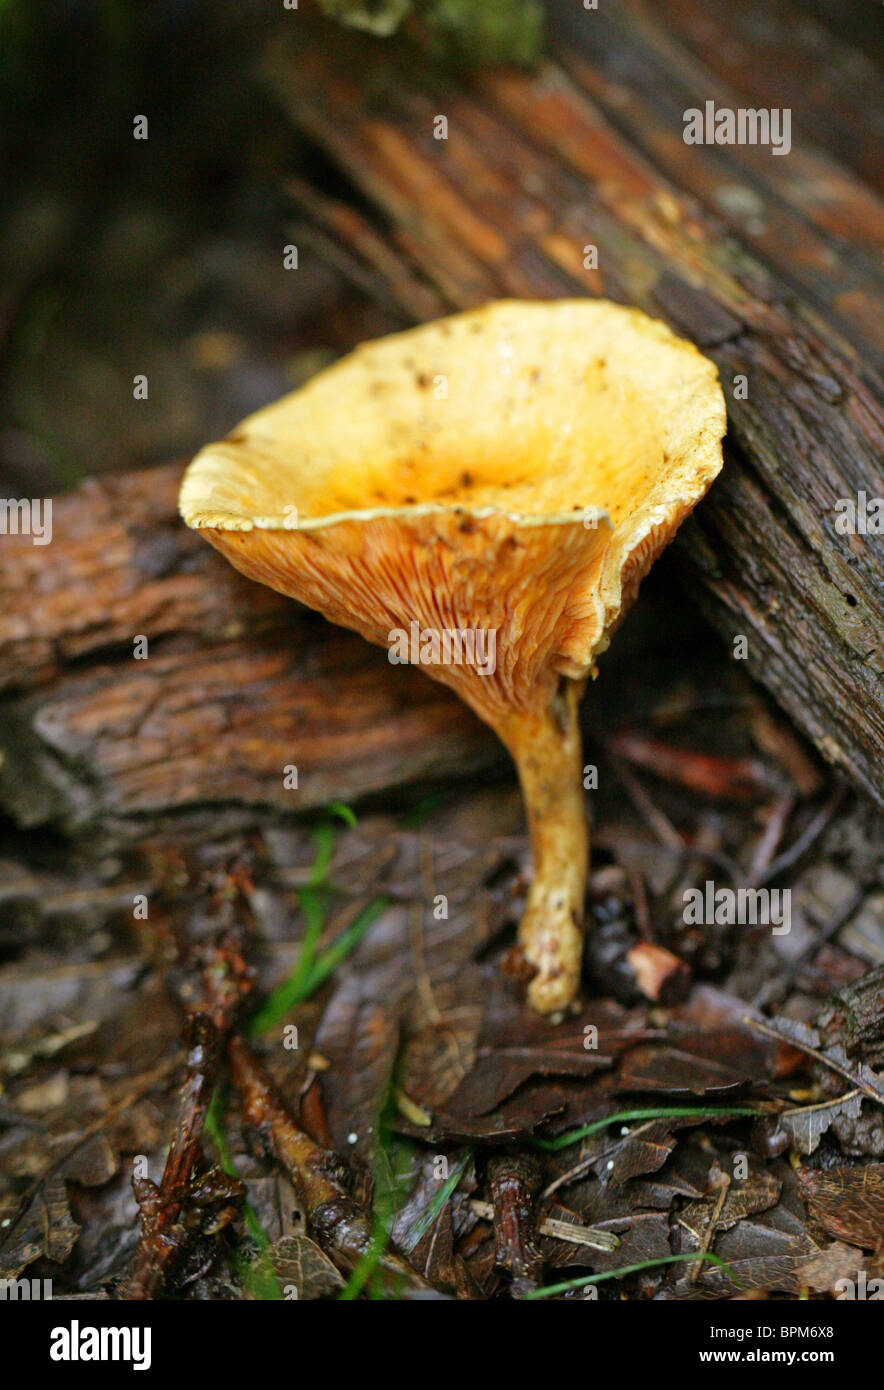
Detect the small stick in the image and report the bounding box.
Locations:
[625,940,691,1004]
[744,1015,884,1108]
[752,883,868,1009]
[747,792,796,884]
[687,1168,730,1285]
[469,1200,618,1252]
[124,933,254,1299]
[125,1012,245,1300]
[487,1155,544,1297]
[610,731,773,801]
[227,1035,430,1294]
[754,783,846,885]
[610,753,684,851]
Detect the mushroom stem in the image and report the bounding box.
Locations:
[499,678,589,1014]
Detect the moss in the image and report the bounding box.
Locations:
[318,0,544,66]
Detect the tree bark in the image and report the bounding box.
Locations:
[261,0,884,809]
[0,463,497,843]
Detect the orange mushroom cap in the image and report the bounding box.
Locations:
[180,299,726,1012]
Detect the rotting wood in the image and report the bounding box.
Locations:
[263,0,884,809]
[0,463,498,842]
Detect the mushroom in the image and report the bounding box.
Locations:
[179,300,726,1013]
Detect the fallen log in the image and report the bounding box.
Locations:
[0,463,497,842]
[262,0,884,809]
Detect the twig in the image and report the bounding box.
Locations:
[487,1155,544,1297]
[469,1200,619,1253]
[610,732,773,801]
[755,783,846,885]
[125,1014,245,1300]
[687,1169,730,1285]
[744,1015,884,1109]
[541,1119,661,1198]
[609,753,684,851]
[227,1035,430,1295]
[124,935,254,1299]
[747,792,796,883]
[752,882,868,1009]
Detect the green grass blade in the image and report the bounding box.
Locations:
[398,1151,471,1254]
[247,888,327,1039]
[524,1252,737,1299]
[296,895,388,999]
[533,1105,759,1152]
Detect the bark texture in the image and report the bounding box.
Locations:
[0,463,496,843]
[262,0,884,807]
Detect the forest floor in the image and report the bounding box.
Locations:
[1,1,883,1302]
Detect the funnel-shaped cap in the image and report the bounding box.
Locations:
[180,300,726,1011]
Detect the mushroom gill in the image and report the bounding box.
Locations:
[179,299,727,1013]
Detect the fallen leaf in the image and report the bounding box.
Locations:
[797,1163,884,1248]
[678,1170,781,1244]
[796,1241,867,1294]
[779,1092,863,1155]
[0,1176,80,1279]
[270,1233,344,1299]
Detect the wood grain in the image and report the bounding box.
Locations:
[264,0,884,807]
[0,463,497,841]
